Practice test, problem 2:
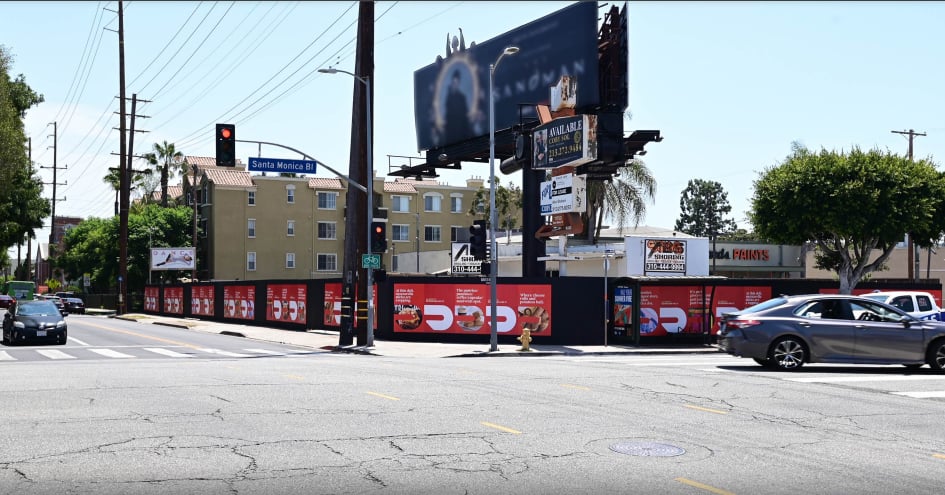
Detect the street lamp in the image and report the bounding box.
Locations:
[488,46,519,352]
[319,67,376,348]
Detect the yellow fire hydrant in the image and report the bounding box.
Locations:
[518,328,532,352]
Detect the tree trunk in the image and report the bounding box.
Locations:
[161,161,169,207]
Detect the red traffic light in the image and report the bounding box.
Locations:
[220,127,232,139]
[375,225,383,234]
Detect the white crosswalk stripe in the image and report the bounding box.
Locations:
[144,348,193,358]
[89,349,136,359]
[36,350,76,360]
[784,375,945,384]
[893,391,945,398]
[243,348,287,356]
[198,348,253,358]
[0,351,15,361]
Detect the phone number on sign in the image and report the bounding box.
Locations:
[646,263,685,272]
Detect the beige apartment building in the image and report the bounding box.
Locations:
[182,156,499,281]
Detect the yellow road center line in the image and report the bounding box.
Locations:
[481,422,521,434]
[284,374,305,380]
[79,321,203,349]
[560,384,590,390]
[933,453,945,460]
[675,477,736,495]
[685,404,728,415]
[366,391,400,401]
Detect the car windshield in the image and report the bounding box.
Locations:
[18,302,59,316]
[736,297,789,315]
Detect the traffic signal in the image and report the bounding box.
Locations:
[469,219,488,260]
[371,221,387,253]
[216,123,236,167]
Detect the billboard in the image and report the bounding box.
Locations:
[191,285,215,317]
[151,248,195,271]
[539,173,587,215]
[144,286,159,312]
[392,283,551,335]
[413,1,600,151]
[163,287,184,315]
[265,283,307,324]
[531,115,598,170]
[626,236,710,276]
[222,285,255,320]
[639,285,771,337]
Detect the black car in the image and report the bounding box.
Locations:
[2,300,68,345]
[62,297,85,314]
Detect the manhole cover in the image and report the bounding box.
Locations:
[610,441,685,457]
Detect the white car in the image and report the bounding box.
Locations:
[860,291,943,321]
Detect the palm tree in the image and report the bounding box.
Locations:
[584,158,656,242]
[150,141,185,207]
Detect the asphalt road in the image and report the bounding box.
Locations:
[2,315,945,494]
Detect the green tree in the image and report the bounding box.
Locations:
[145,141,186,207]
[467,178,523,244]
[584,158,657,242]
[674,179,738,238]
[751,144,945,293]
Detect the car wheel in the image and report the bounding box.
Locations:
[768,337,806,371]
[753,358,771,367]
[57,332,67,345]
[926,339,945,371]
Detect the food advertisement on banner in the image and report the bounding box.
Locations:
[266,284,307,324]
[392,283,551,335]
[324,283,342,326]
[639,285,771,336]
[613,287,633,337]
[191,285,215,317]
[163,287,184,315]
[222,285,255,320]
[144,286,159,312]
[644,239,687,273]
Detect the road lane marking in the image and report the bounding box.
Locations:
[68,336,90,346]
[36,350,76,360]
[481,422,521,434]
[283,374,305,380]
[685,404,728,415]
[0,351,15,361]
[675,477,735,495]
[366,391,400,401]
[198,348,252,358]
[76,321,203,349]
[892,391,945,398]
[144,348,193,358]
[786,375,945,383]
[933,453,945,460]
[560,384,590,390]
[89,349,136,359]
[626,360,749,367]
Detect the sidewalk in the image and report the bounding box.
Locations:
[111,313,720,358]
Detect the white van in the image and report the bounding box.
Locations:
[860,291,943,321]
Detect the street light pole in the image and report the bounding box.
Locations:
[488,46,519,352]
[319,68,375,348]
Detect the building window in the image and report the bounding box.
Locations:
[248,190,255,206]
[424,225,441,242]
[451,226,467,242]
[424,193,442,212]
[451,195,462,213]
[287,220,295,236]
[286,185,295,204]
[391,195,410,213]
[317,191,336,209]
[247,252,256,271]
[393,224,410,242]
[247,219,256,238]
[286,252,295,269]
[318,222,337,240]
[317,253,337,271]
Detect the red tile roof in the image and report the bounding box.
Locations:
[204,168,254,187]
[307,178,345,190]
[383,181,417,193]
[185,156,245,169]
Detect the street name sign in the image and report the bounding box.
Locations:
[248,157,318,174]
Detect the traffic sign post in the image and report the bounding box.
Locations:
[362,254,381,270]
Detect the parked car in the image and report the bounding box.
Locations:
[41,295,66,314]
[860,291,943,321]
[0,294,15,310]
[62,297,85,314]
[2,300,68,345]
[55,291,75,300]
[717,294,945,371]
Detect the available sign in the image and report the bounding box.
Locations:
[531,114,598,170]
[248,157,317,174]
[540,173,587,214]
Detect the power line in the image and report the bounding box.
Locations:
[135,2,219,94]
[127,2,202,88]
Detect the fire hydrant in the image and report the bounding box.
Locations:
[518,328,532,352]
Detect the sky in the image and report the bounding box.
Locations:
[3,1,945,262]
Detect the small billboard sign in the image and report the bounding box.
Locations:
[532,114,598,170]
[451,242,482,274]
[540,173,587,215]
[151,248,196,271]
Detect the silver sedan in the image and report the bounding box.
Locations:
[717,294,945,371]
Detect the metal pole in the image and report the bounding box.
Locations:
[365,76,374,348]
[488,62,498,352]
[604,254,609,347]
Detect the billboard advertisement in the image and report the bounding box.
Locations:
[222,285,255,320]
[163,287,184,315]
[532,115,598,170]
[392,283,551,335]
[151,248,196,271]
[413,1,600,151]
[539,173,587,215]
[144,286,159,312]
[265,283,307,324]
[191,285,215,317]
[324,282,342,326]
[639,285,771,337]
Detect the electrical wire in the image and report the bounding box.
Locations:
[127,2,202,88]
[135,2,219,95]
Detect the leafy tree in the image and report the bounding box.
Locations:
[584,158,657,242]
[751,144,945,293]
[674,179,738,238]
[467,177,523,244]
[144,141,186,207]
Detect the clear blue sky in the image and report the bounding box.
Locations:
[3,1,945,262]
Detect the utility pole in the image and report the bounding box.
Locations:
[41,122,67,261]
[891,129,926,282]
[117,0,128,314]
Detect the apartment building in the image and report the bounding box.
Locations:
[183,156,498,281]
